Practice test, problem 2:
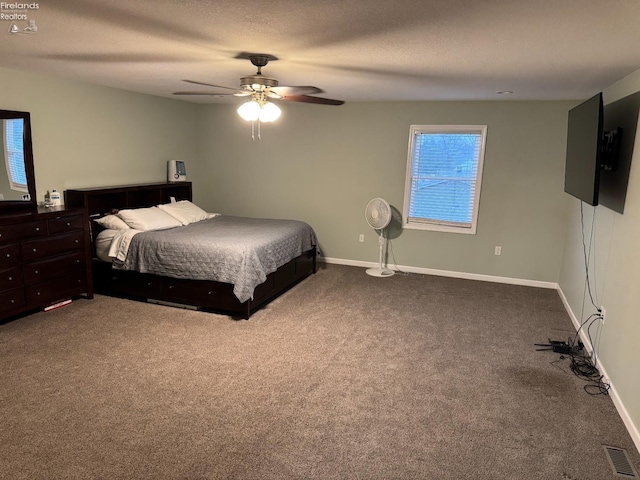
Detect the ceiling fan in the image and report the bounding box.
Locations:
[174,53,345,106]
[174,53,344,139]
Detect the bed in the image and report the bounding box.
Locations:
[65,182,317,319]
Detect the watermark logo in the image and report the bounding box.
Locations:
[2,2,40,35]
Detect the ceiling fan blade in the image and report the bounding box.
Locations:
[270,86,324,96]
[281,95,345,106]
[173,91,235,96]
[38,53,197,63]
[182,80,241,92]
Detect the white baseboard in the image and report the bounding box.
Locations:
[556,286,640,454]
[318,256,558,289]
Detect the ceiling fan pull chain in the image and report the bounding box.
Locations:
[251,120,255,141]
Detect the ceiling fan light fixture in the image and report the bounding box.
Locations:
[238,99,281,123]
[259,102,281,122]
[237,100,261,121]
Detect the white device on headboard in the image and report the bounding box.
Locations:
[168,160,187,182]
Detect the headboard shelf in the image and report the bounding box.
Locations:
[65,182,192,216]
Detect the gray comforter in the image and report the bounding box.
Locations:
[113,215,317,302]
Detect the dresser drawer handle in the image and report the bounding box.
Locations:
[8,276,12,281]
[36,292,41,296]
[32,248,37,252]
[35,227,40,232]
[67,222,71,226]
[6,253,10,258]
[75,240,79,244]
[10,299,14,304]
[34,270,39,274]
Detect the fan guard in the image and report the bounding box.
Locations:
[365,198,392,230]
[364,198,394,277]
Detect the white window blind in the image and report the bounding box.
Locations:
[402,125,487,234]
[3,119,28,192]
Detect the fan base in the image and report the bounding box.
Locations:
[366,268,395,278]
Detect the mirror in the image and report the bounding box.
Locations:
[0,109,36,212]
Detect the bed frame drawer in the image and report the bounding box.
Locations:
[106,270,161,299]
[296,250,316,277]
[160,278,238,309]
[274,261,296,291]
[272,250,315,293]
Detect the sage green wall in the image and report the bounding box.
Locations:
[197,100,573,282]
[559,67,640,445]
[0,67,199,203]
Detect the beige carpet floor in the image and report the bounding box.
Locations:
[1,264,638,479]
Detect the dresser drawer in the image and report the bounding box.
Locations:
[0,266,22,291]
[23,251,85,285]
[48,214,84,234]
[0,287,25,312]
[25,269,87,306]
[0,220,47,243]
[21,231,85,262]
[0,243,20,266]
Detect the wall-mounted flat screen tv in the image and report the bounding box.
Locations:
[564,93,603,206]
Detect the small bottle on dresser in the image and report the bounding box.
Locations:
[50,189,61,207]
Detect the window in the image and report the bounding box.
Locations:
[402,125,487,234]
[3,119,28,192]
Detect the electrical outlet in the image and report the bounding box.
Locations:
[599,306,606,324]
[359,234,364,243]
[494,246,502,256]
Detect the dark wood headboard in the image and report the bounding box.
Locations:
[65,182,192,217]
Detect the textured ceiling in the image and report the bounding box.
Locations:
[1,0,639,104]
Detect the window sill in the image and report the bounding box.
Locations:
[403,221,477,235]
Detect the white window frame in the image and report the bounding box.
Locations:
[402,125,487,234]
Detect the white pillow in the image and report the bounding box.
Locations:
[117,206,182,231]
[158,200,213,226]
[94,214,130,230]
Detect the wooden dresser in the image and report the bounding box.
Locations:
[0,206,93,321]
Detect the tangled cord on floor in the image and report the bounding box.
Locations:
[565,335,610,396]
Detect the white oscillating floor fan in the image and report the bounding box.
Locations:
[364,198,395,277]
